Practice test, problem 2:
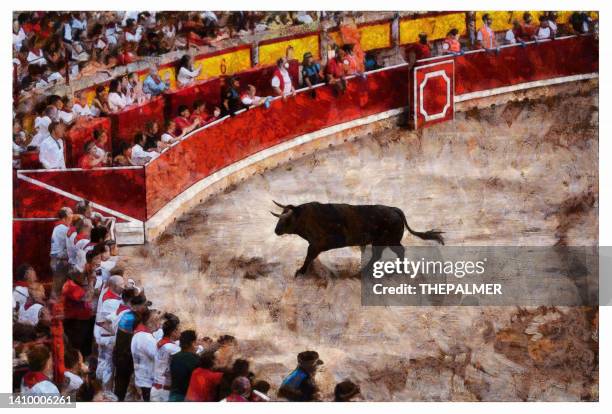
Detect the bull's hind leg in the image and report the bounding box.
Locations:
[296,244,321,277]
[363,245,385,273]
[390,244,405,260]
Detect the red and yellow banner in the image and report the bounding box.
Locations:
[258,33,320,66]
[195,47,252,80]
[400,12,466,45]
[358,21,392,51]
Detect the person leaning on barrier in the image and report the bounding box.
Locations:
[271,57,296,99]
[39,121,66,169]
[131,132,159,165]
[301,51,323,97]
[442,28,462,54]
[325,46,348,95]
[404,32,431,68]
[143,66,170,96]
[520,12,537,41]
[536,15,553,40]
[476,13,496,50]
[221,76,244,116]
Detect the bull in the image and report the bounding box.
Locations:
[270,201,444,276]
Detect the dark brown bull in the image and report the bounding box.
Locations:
[271,201,444,276]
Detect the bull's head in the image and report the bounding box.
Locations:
[271,200,297,235]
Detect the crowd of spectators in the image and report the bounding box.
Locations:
[12,10,596,171]
[13,203,362,402]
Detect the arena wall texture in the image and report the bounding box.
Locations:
[13,34,598,276]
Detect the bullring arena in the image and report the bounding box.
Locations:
[12,11,598,402]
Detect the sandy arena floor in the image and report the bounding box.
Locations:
[122,83,598,401]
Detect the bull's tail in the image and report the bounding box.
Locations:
[396,208,445,245]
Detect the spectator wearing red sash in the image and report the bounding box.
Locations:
[61,270,94,357]
[186,351,223,401]
[271,57,295,98]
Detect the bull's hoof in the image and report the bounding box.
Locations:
[294,270,304,277]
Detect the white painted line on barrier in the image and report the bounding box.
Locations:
[17,172,143,225]
[454,73,599,102]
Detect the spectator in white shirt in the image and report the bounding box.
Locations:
[68,218,93,272]
[160,120,181,145]
[50,206,73,295]
[177,54,201,87]
[505,20,522,45]
[131,309,159,401]
[108,79,128,112]
[241,84,271,108]
[17,283,50,326]
[30,106,54,148]
[92,129,111,161]
[48,95,65,122]
[13,263,38,312]
[20,345,60,396]
[58,97,76,125]
[95,275,125,389]
[271,57,295,98]
[131,132,158,165]
[150,317,181,401]
[73,91,95,117]
[13,19,26,51]
[63,347,86,399]
[124,19,143,43]
[127,72,146,104]
[26,46,47,66]
[71,12,87,31]
[39,122,66,170]
[536,16,552,40]
[546,12,558,36]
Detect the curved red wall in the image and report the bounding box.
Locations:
[144,65,409,216]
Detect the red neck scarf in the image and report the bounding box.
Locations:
[116,304,130,315]
[102,289,120,303]
[23,371,49,388]
[157,336,174,349]
[134,323,150,334]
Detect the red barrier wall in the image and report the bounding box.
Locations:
[145,65,409,216]
[451,35,598,95]
[110,96,166,143]
[13,219,56,278]
[15,167,147,221]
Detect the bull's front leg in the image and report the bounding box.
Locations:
[296,244,320,277]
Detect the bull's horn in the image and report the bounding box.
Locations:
[270,211,282,217]
[272,200,286,209]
